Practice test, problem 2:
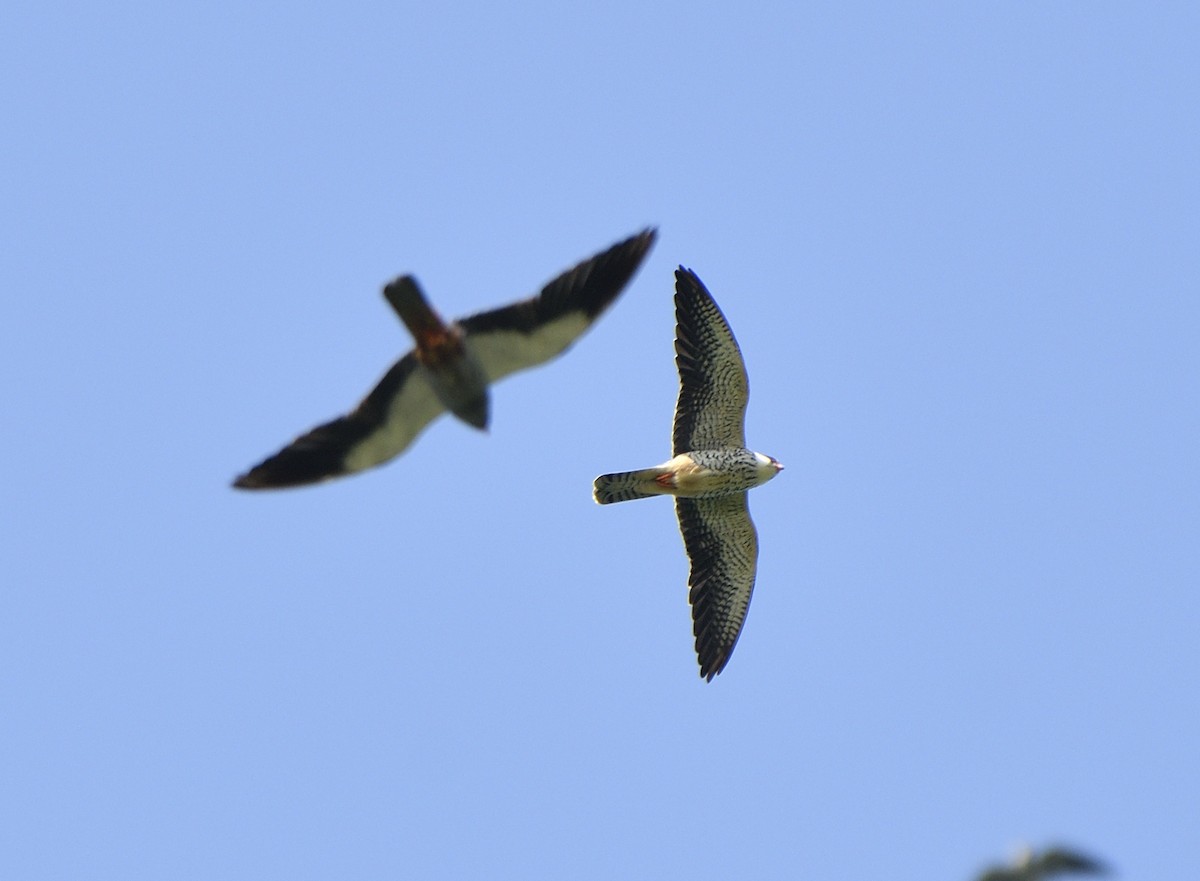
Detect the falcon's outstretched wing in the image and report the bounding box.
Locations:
[232,356,442,489]
[462,228,657,382]
[675,493,759,681]
[672,268,749,457]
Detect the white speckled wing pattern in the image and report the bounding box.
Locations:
[676,493,759,681]
[672,268,749,457]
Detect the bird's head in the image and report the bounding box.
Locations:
[753,452,784,485]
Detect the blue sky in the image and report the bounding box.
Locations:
[4,2,1197,878]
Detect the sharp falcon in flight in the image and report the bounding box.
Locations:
[234,229,656,489]
[593,267,782,680]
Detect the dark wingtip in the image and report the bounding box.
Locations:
[631,226,658,264]
[563,227,658,318]
[626,227,658,251]
[592,225,658,288]
[229,431,354,491]
[230,465,318,491]
[674,266,710,298]
[698,654,728,683]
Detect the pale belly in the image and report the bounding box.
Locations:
[663,452,758,498]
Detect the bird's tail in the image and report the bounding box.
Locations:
[593,467,667,504]
[383,275,445,338]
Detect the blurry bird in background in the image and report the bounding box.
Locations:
[234,229,656,489]
[975,844,1109,881]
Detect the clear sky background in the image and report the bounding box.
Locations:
[3,3,1197,879]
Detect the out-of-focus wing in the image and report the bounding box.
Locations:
[232,355,443,489]
[461,229,656,382]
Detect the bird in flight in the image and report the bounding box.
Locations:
[593,267,782,680]
[234,229,656,489]
[975,845,1108,881]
